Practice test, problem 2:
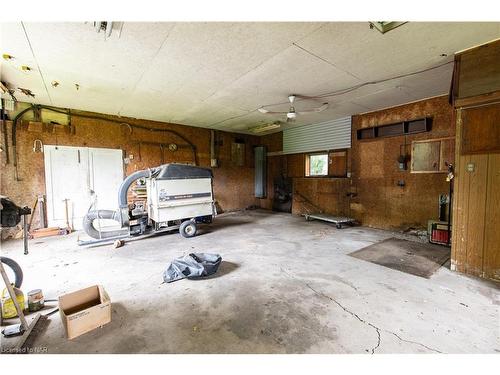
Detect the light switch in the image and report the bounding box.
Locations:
[467,163,475,172]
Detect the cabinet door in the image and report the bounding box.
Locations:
[461,103,500,154]
[411,138,455,173]
[411,141,441,173]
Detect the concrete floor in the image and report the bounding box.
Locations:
[1,210,499,353]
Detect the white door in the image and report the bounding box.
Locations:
[44,145,124,230]
[88,147,124,229]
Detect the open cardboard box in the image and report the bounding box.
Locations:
[59,285,111,340]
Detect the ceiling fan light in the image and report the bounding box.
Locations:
[287,112,297,119]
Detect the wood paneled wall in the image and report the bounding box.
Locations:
[451,104,500,281]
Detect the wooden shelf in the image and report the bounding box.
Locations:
[357,117,432,140]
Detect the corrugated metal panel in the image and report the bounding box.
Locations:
[283,117,351,154]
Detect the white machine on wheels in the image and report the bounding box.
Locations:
[146,164,215,237]
[80,164,216,245]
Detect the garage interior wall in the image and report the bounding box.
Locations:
[261,95,456,231]
[452,105,500,280]
[350,96,455,230]
[4,94,496,281]
[0,105,261,238]
[450,39,500,281]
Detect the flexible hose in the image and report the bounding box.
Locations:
[117,168,155,210]
[82,209,127,239]
[82,167,159,239]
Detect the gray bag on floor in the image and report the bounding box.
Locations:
[163,253,222,283]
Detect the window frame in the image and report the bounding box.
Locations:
[304,149,349,178]
[305,152,329,177]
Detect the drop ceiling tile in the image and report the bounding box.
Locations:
[118,90,200,123]
[178,105,249,127]
[1,22,499,134]
[1,64,50,103]
[351,86,417,111]
[23,22,175,92]
[328,101,372,117]
[297,22,500,81]
[207,44,362,112]
[135,23,325,99]
[395,62,454,101]
[0,22,51,104]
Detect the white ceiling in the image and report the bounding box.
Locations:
[1,22,499,134]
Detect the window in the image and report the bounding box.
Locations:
[305,153,328,176]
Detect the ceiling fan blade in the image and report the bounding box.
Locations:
[297,103,329,115]
[258,107,288,115]
[293,94,323,100]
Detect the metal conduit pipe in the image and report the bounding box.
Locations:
[12,104,199,165]
[10,104,198,179]
[11,105,36,179]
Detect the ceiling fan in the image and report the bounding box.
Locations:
[258,94,328,122]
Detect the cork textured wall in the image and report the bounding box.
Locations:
[350,95,455,230]
[261,95,455,230]
[0,105,261,238]
[1,96,456,237]
[259,132,350,217]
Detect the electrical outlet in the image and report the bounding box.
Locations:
[467,163,475,172]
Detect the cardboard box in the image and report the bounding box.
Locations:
[59,285,111,340]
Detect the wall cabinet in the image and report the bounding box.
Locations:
[410,138,455,173]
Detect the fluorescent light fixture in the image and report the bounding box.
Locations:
[249,122,281,134]
[93,21,114,38]
[369,22,407,34]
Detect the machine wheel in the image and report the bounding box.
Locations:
[180,220,197,238]
[0,256,23,288]
[336,223,342,229]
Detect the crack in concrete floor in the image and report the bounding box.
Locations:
[280,267,442,354]
[2,211,496,353]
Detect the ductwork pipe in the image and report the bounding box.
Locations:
[117,167,158,227]
[118,168,155,210]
